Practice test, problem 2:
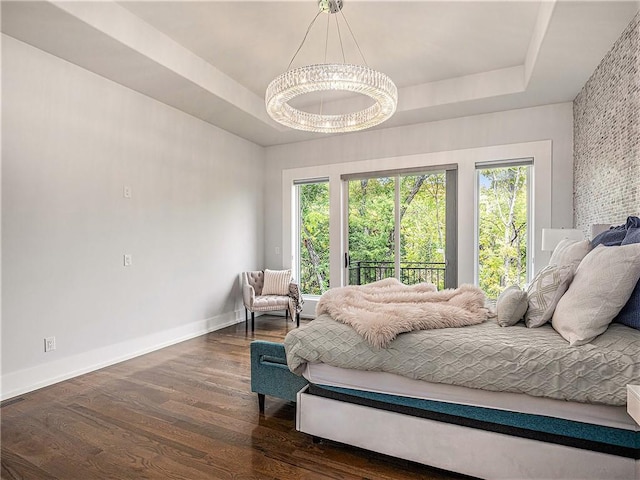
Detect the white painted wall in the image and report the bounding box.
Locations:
[1,36,265,399]
[264,103,574,315]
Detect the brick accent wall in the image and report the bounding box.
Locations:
[573,11,640,235]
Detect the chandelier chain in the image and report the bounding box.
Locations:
[335,13,346,63]
[340,9,367,66]
[324,10,330,64]
[286,11,322,71]
[320,12,331,116]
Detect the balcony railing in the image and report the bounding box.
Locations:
[349,261,446,290]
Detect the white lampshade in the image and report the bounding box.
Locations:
[541,228,584,252]
[591,224,612,239]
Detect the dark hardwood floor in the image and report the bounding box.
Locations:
[1,315,467,480]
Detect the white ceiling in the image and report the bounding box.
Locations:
[119,1,540,95]
[2,0,639,146]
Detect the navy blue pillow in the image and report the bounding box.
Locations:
[622,227,640,245]
[625,216,640,229]
[591,224,627,247]
[591,216,640,247]
[614,226,640,330]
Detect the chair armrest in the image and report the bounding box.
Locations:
[243,284,255,309]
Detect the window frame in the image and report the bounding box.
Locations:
[294,177,330,297]
[474,159,534,294]
[281,141,552,307]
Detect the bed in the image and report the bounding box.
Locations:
[279,220,640,480]
[284,314,639,479]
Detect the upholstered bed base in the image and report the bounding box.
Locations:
[296,385,640,480]
[250,341,639,478]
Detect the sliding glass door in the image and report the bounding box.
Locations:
[346,177,396,285]
[399,173,448,288]
[344,168,456,290]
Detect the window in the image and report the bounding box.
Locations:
[476,160,532,299]
[295,179,330,295]
[344,167,457,290]
[283,141,551,294]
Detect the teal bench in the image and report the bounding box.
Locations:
[250,340,308,413]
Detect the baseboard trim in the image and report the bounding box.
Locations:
[0,310,244,401]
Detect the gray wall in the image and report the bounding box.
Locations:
[1,36,265,398]
[573,12,640,233]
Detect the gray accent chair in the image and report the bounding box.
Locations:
[242,271,301,331]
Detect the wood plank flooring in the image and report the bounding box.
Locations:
[1,316,468,480]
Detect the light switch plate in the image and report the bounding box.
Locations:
[44,336,56,352]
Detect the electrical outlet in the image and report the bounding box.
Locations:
[123,254,132,266]
[123,185,132,199]
[44,336,56,352]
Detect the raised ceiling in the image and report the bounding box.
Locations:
[2,1,639,146]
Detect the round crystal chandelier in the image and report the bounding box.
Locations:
[265,0,397,134]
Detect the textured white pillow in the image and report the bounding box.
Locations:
[552,244,640,345]
[496,286,528,327]
[549,239,592,268]
[262,269,291,295]
[525,264,574,328]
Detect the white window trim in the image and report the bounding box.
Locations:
[281,141,552,307]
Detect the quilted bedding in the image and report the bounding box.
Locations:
[284,314,640,406]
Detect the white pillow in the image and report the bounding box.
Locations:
[552,244,640,345]
[496,286,528,327]
[262,269,291,295]
[549,239,592,268]
[525,264,575,328]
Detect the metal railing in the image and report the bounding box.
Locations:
[348,261,446,290]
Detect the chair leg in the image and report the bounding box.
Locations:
[251,311,255,332]
[245,308,248,331]
[285,308,289,321]
[296,313,300,327]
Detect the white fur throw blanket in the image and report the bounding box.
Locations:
[316,278,490,348]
